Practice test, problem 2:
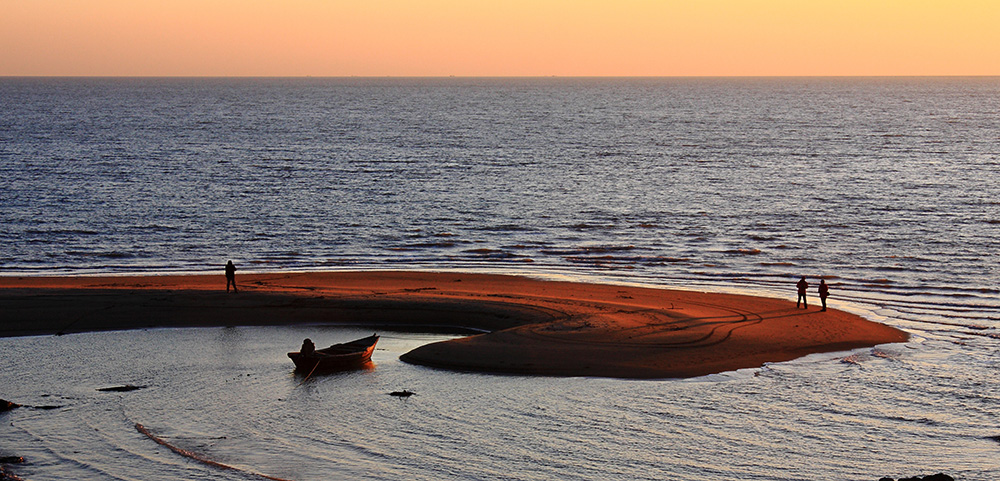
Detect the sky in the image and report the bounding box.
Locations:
[2,0,999,77]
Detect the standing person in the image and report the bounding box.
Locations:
[818,279,829,312]
[225,260,238,293]
[796,276,809,309]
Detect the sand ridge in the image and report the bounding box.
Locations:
[0,271,908,379]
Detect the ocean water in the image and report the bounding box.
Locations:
[1,77,999,479]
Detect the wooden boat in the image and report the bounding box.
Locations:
[288,334,379,373]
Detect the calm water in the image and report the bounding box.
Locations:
[2,77,1000,479]
[1,327,998,480]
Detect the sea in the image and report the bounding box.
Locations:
[1,77,998,480]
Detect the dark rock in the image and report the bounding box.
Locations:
[922,474,954,481]
[893,475,953,481]
[0,457,22,464]
[0,400,20,412]
[0,465,24,481]
[878,478,894,481]
[97,384,146,392]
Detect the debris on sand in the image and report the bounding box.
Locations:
[97,384,147,392]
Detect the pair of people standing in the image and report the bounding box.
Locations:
[796,276,829,311]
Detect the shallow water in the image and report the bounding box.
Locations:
[1,324,998,480]
[2,77,1000,479]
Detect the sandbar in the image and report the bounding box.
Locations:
[0,271,908,379]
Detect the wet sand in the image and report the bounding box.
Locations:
[0,271,908,379]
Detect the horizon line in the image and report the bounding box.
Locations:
[3,74,999,79]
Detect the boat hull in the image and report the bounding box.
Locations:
[288,334,379,373]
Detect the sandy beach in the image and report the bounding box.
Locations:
[0,271,907,379]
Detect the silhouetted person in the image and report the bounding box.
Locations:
[225,260,238,293]
[818,279,829,312]
[796,276,809,308]
[300,338,315,355]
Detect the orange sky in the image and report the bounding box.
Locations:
[2,0,998,76]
